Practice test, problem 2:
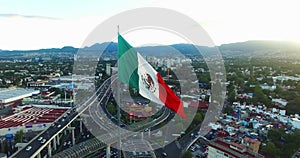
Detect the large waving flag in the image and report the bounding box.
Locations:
[118,34,187,118]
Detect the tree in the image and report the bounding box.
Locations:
[182,151,193,158]
[228,91,236,103]
[224,106,234,115]
[107,103,117,116]
[295,82,300,93]
[54,88,62,95]
[261,142,281,157]
[194,112,203,124]
[14,130,24,143]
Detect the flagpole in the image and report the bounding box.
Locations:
[117,25,121,158]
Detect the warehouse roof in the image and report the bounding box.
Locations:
[0,88,40,103]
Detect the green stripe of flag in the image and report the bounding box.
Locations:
[118,34,139,90]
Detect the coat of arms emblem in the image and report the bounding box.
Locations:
[141,73,156,93]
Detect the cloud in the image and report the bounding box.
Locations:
[0,14,59,20]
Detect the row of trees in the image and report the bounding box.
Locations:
[261,128,300,157]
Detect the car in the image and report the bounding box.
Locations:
[162,152,167,157]
[26,146,32,151]
[190,146,195,152]
[38,137,43,141]
[41,139,46,144]
[57,124,61,128]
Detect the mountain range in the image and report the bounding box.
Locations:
[0,40,300,58]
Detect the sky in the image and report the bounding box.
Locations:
[0,0,300,50]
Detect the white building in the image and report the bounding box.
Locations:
[272,98,288,107]
[290,118,300,129]
[106,63,111,76]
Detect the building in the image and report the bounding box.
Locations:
[207,139,264,158]
[290,117,300,129]
[242,137,261,153]
[26,80,50,88]
[106,63,111,76]
[271,98,288,107]
[0,106,68,136]
[0,88,40,109]
[0,153,7,158]
[260,83,276,91]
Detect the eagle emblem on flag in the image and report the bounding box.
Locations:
[141,73,156,93]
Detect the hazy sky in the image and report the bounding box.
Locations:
[0,0,299,50]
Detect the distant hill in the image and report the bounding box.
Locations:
[80,40,300,58]
[1,40,300,59]
[219,40,300,57]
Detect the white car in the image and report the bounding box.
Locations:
[26,146,32,151]
[41,139,46,144]
[162,152,167,157]
[38,137,43,141]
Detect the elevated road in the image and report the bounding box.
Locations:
[52,102,170,158]
[11,74,171,158]
[10,76,114,158]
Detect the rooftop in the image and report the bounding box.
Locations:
[0,88,40,103]
[209,139,264,158]
[0,106,67,129]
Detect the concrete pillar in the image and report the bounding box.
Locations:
[80,119,83,133]
[77,118,83,133]
[56,134,60,145]
[37,152,41,158]
[72,128,75,145]
[53,136,57,150]
[68,127,76,146]
[141,132,144,140]
[48,142,52,157]
[106,144,111,158]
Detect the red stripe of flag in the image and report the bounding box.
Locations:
[157,73,187,118]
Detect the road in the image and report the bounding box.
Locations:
[153,124,207,158]
[52,82,171,158]
[11,76,113,158]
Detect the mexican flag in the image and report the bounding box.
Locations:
[118,34,187,118]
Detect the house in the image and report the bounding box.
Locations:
[242,137,261,153]
[207,139,264,158]
[272,98,288,107]
[260,83,276,91]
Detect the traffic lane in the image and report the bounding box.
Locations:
[154,140,181,158]
[13,78,111,157]
[154,124,202,158]
[17,111,80,157]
